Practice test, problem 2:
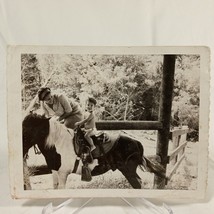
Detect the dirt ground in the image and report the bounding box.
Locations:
[28,130,198,190]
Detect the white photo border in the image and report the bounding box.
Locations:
[7,46,210,199]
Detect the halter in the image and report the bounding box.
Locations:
[33,144,41,155]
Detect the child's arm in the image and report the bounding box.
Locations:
[75,112,94,127]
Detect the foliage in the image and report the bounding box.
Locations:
[21,54,41,110]
[21,54,200,141]
[172,55,200,141]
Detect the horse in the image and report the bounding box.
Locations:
[23,113,166,189]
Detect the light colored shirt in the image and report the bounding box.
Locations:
[41,93,81,117]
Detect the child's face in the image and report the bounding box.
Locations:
[87,101,95,111]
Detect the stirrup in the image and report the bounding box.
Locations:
[81,146,93,164]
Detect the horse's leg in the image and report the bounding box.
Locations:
[91,158,111,176]
[23,160,32,190]
[52,170,59,189]
[118,159,142,189]
[58,171,69,189]
[91,164,111,176]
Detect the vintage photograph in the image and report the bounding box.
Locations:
[7,46,209,199]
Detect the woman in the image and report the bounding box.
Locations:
[38,87,83,129]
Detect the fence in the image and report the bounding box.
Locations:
[166,126,189,182]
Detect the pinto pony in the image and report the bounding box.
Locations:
[23,113,165,189]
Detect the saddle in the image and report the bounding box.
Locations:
[91,132,113,157]
[73,127,119,181]
[73,128,118,159]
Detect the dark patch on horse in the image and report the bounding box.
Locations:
[23,113,61,171]
[73,128,146,188]
[37,144,61,171]
[28,165,52,176]
[91,135,145,189]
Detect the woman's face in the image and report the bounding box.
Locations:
[44,93,53,104]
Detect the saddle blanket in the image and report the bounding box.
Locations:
[92,132,120,158]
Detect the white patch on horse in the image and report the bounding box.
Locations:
[45,119,97,189]
[46,119,74,149]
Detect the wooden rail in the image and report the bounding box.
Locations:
[169,128,189,139]
[96,121,162,130]
[167,141,188,163]
[166,127,189,183]
[167,154,185,181]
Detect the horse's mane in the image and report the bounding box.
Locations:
[46,119,74,148]
[22,112,50,156]
[23,112,48,127]
[23,112,74,151]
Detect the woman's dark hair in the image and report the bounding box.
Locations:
[88,97,97,105]
[38,87,51,101]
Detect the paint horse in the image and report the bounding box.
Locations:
[23,113,165,189]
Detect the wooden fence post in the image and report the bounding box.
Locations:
[154,55,176,189]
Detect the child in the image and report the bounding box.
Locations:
[75,97,97,151]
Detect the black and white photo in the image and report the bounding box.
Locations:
[7,46,209,199]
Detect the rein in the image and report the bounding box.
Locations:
[33,144,41,155]
[23,145,41,162]
[70,127,81,173]
[71,128,79,156]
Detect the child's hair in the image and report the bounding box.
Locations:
[88,97,97,105]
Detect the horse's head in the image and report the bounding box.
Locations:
[22,112,50,157]
[73,126,88,155]
[73,125,86,142]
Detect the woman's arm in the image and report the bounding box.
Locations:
[58,112,71,121]
[58,94,73,121]
[41,101,50,117]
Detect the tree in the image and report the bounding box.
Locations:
[21,54,41,111]
[21,53,200,141]
[171,55,200,141]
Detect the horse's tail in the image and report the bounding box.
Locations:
[140,156,167,179]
